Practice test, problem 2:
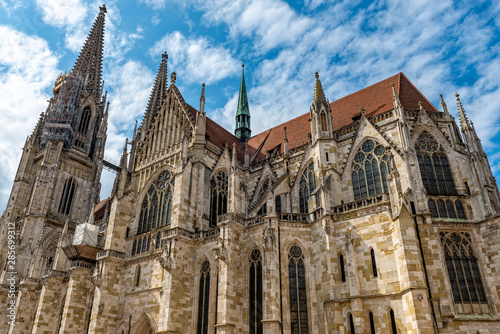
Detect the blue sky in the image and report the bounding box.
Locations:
[0,0,499,210]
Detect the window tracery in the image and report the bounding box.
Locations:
[351,140,389,200]
[440,231,487,304]
[209,171,228,227]
[299,162,315,213]
[415,132,457,195]
[138,170,174,235]
[289,245,308,333]
[428,199,466,219]
[75,106,91,148]
[59,177,76,215]
[249,249,263,334]
[197,260,211,334]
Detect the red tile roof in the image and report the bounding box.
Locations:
[192,72,438,163]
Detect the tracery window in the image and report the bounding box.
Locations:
[197,260,211,334]
[289,245,308,333]
[249,249,263,334]
[75,106,91,148]
[59,178,76,215]
[138,170,174,235]
[440,231,487,304]
[428,199,466,219]
[415,132,457,195]
[299,162,315,213]
[352,140,389,200]
[209,171,228,227]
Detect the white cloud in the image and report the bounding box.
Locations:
[36,0,88,28]
[150,31,240,85]
[139,0,167,10]
[0,26,59,210]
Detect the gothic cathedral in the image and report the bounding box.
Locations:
[1,5,500,334]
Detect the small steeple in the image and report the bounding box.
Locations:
[143,52,168,131]
[314,72,328,106]
[235,60,251,142]
[440,94,450,116]
[200,83,205,114]
[391,83,402,109]
[72,5,106,99]
[456,93,470,130]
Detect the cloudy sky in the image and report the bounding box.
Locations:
[0,0,499,210]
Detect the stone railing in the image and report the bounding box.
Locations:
[278,212,308,223]
[46,211,78,227]
[246,216,266,227]
[96,249,125,260]
[47,269,68,279]
[217,212,245,226]
[69,260,95,270]
[332,193,389,215]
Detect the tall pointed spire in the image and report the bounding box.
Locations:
[455,93,470,130]
[143,52,168,131]
[235,61,251,142]
[72,5,106,99]
[314,72,327,106]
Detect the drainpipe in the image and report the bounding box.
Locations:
[411,202,439,333]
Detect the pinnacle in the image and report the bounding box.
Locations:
[142,53,168,131]
[313,71,327,106]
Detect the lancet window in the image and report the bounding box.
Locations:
[389,309,397,334]
[299,162,315,213]
[415,132,457,195]
[371,249,378,278]
[59,177,76,215]
[249,249,263,334]
[440,231,487,304]
[137,170,174,235]
[275,195,282,213]
[289,245,308,333]
[209,171,228,227]
[428,199,466,219]
[197,260,211,334]
[352,140,389,200]
[75,106,91,148]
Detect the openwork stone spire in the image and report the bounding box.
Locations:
[72,5,106,99]
[455,93,471,130]
[143,52,168,130]
[314,71,327,106]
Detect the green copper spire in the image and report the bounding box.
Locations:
[235,62,251,142]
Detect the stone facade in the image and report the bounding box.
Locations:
[1,5,500,334]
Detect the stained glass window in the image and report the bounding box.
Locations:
[428,199,466,220]
[138,170,174,234]
[275,195,282,213]
[209,171,228,227]
[289,246,308,334]
[415,132,457,195]
[440,231,487,303]
[300,163,315,213]
[352,140,389,200]
[249,249,263,334]
[75,106,91,148]
[197,261,211,334]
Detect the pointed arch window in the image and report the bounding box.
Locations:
[275,195,282,213]
[440,231,487,304]
[132,239,137,255]
[370,249,378,278]
[299,162,315,213]
[348,313,355,334]
[197,260,211,334]
[135,265,141,287]
[209,171,228,227]
[389,309,397,334]
[138,170,174,235]
[369,312,375,334]
[320,112,327,132]
[59,177,77,215]
[249,249,263,334]
[415,132,457,195]
[340,254,346,282]
[156,232,161,249]
[352,140,389,200]
[75,106,91,148]
[289,245,308,333]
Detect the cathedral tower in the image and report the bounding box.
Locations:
[0,4,108,288]
[235,63,251,142]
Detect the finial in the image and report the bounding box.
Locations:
[162,52,168,60]
[418,101,423,110]
[284,126,287,139]
[171,72,176,85]
[360,107,365,115]
[201,83,205,98]
[315,71,319,80]
[391,83,395,87]
[100,4,107,14]
[455,93,460,101]
[440,94,446,105]
[242,59,244,68]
